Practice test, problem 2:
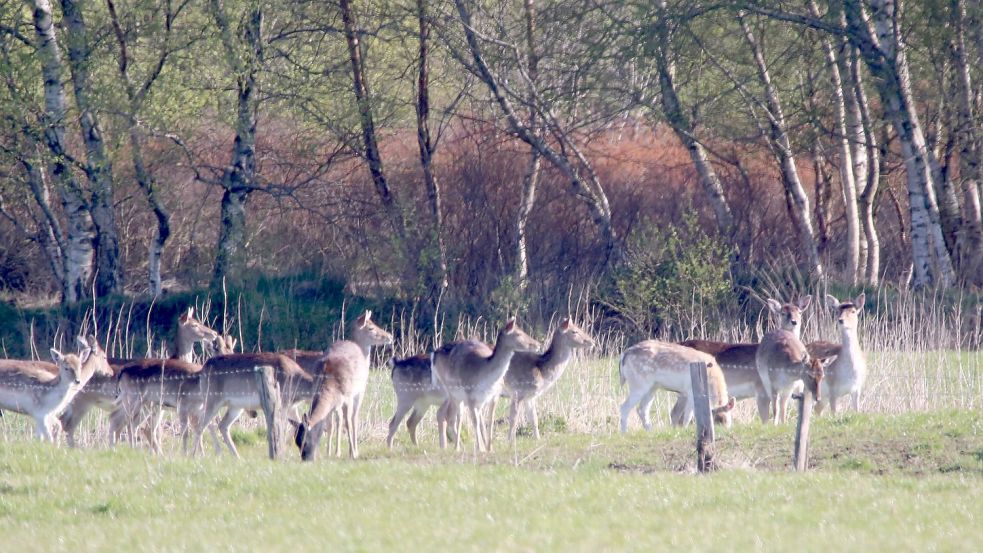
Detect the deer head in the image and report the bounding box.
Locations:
[352,310,394,347]
[712,396,736,428]
[766,295,812,334]
[498,319,541,353]
[557,318,595,350]
[826,293,864,333]
[50,343,91,386]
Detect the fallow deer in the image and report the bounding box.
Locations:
[385,348,462,449]
[490,318,594,444]
[755,329,825,424]
[295,310,394,460]
[0,337,108,442]
[431,319,541,453]
[619,340,735,432]
[815,293,867,415]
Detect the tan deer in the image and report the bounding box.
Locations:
[489,318,594,444]
[431,319,541,453]
[385,349,461,448]
[755,329,826,423]
[761,295,812,420]
[619,340,735,433]
[190,348,312,458]
[815,293,867,415]
[294,311,394,460]
[0,337,109,442]
[59,308,220,448]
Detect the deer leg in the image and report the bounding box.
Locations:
[829,395,839,416]
[406,406,426,446]
[851,391,860,412]
[637,389,657,430]
[469,405,484,454]
[342,403,357,459]
[526,401,540,440]
[508,398,521,443]
[218,407,244,459]
[387,398,414,449]
[454,402,465,452]
[334,409,344,458]
[59,407,79,448]
[620,385,649,433]
[108,406,127,446]
[352,393,364,455]
[437,400,449,449]
[485,398,497,452]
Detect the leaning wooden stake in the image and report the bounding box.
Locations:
[255,365,283,460]
[793,389,813,471]
[690,361,716,473]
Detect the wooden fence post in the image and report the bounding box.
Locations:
[690,361,716,473]
[255,365,283,460]
[793,389,814,471]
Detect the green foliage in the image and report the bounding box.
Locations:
[602,215,733,335]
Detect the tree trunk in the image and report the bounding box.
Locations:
[415,0,447,294]
[340,0,405,241]
[453,0,617,264]
[31,0,94,304]
[853,56,882,285]
[654,5,734,239]
[812,141,832,255]
[60,0,121,297]
[810,1,860,282]
[739,15,824,277]
[107,0,172,296]
[210,4,261,289]
[950,0,983,284]
[514,0,542,288]
[843,0,956,287]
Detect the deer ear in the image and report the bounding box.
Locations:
[854,293,865,310]
[504,319,516,332]
[50,348,63,364]
[561,318,571,330]
[79,347,92,365]
[766,299,782,313]
[797,295,812,310]
[826,294,841,309]
[364,310,372,322]
[726,396,736,411]
[76,336,89,351]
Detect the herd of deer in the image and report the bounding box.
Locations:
[0,293,867,460]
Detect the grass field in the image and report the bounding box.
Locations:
[1,409,981,552]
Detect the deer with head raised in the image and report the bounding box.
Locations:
[674,295,813,424]
[431,319,541,453]
[815,293,866,415]
[491,318,594,444]
[619,340,735,432]
[0,336,110,442]
[295,311,394,461]
[755,328,826,424]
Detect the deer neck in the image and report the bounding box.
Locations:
[838,327,861,354]
[172,331,196,363]
[538,337,573,380]
[349,335,374,362]
[486,340,519,383]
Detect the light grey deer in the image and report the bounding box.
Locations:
[386,350,460,449]
[0,337,110,442]
[815,293,867,415]
[431,319,541,453]
[488,318,594,444]
[295,310,394,461]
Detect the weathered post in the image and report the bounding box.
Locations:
[793,389,814,471]
[690,361,716,473]
[255,365,283,460]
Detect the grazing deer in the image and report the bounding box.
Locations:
[755,329,826,424]
[0,337,108,442]
[815,293,867,415]
[385,350,461,448]
[619,340,735,433]
[431,319,541,453]
[489,318,594,444]
[295,311,394,460]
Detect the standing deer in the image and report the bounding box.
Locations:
[0,337,109,442]
[755,329,825,424]
[294,311,393,460]
[815,293,867,415]
[385,351,459,449]
[619,340,735,433]
[489,318,594,444]
[673,296,813,424]
[431,319,541,453]
[60,308,220,448]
